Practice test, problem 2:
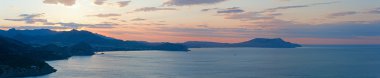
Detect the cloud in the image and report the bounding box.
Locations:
[201,8,219,12]
[88,13,122,18]
[369,7,380,14]
[222,2,337,21]
[118,1,131,7]
[275,0,291,2]
[164,0,227,6]
[132,22,167,26]
[43,0,76,6]
[264,5,308,12]
[248,19,295,27]
[0,26,69,30]
[4,13,117,29]
[0,22,116,30]
[197,24,209,28]
[56,22,116,29]
[152,27,259,38]
[134,7,177,12]
[274,21,380,38]
[224,12,276,21]
[43,0,127,7]
[310,1,339,6]
[202,7,244,13]
[131,18,146,21]
[327,11,358,18]
[94,0,107,5]
[4,13,48,24]
[149,20,380,40]
[217,7,245,14]
[262,1,337,13]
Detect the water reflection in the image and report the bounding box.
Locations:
[30,47,380,78]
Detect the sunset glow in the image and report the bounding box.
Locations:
[1,0,380,44]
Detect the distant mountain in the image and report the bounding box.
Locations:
[0,28,189,51]
[0,28,122,46]
[182,38,302,48]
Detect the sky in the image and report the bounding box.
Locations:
[0,0,380,45]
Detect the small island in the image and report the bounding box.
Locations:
[182,38,302,48]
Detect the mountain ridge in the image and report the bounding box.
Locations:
[0,28,301,49]
[0,28,190,51]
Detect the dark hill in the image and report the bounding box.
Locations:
[0,36,56,77]
[0,36,31,55]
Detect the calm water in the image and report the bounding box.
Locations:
[29,46,380,78]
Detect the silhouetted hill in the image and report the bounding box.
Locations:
[0,29,189,51]
[0,36,33,56]
[154,43,190,51]
[0,35,94,61]
[31,44,71,60]
[182,38,302,48]
[69,42,95,56]
[233,38,302,48]
[0,29,122,46]
[0,36,56,77]
[0,55,57,77]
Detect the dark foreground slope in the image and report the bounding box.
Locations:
[29,42,96,61]
[0,29,188,77]
[182,38,302,48]
[0,36,56,77]
[0,55,56,77]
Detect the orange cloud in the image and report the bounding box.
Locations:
[43,0,76,6]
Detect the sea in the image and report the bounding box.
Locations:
[29,45,380,78]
